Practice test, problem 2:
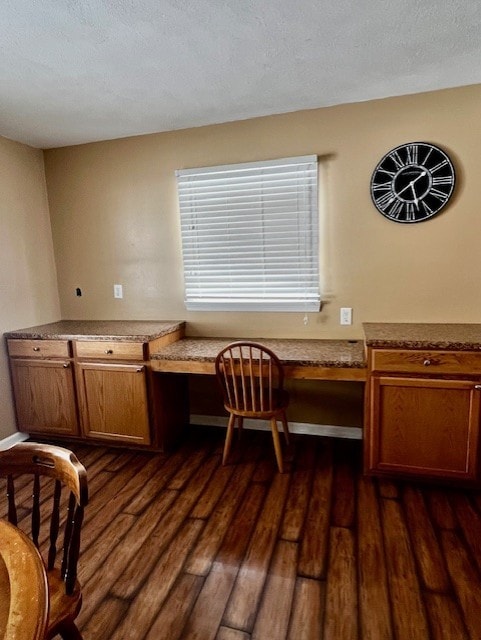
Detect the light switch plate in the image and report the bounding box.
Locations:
[113,284,123,299]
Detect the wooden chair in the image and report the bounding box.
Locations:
[215,341,290,472]
[0,442,88,639]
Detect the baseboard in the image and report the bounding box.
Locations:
[190,414,362,440]
[0,431,30,451]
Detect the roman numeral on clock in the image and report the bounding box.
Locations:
[375,192,396,210]
[432,175,454,186]
[406,144,419,165]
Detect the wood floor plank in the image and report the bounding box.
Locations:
[323,527,358,640]
[298,441,333,579]
[216,628,251,640]
[357,475,392,640]
[77,489,179,621]
[381,498,430,639]
[190,462,235,519]
[78,596,127,639]
[451,493,481,573]
[331,440,356,528]
[83,454,147,518]
[77,447,118,481]
[424,593,469,640]
[279,441,315,541]
[185,462,256,576]
[144,573,204,640]
[103,451,140,472]
[111,454,220,599]
[402,485,450,592]
[251,540,298,640]
[424,488,457,530]
[122,444,197,515]
[377,479,399,499]
[223,472,291,632]
[78,512,137,586]
[167,447,213,491]
[440,529,481,639]
[181,484,266,640]
[287,577,325,640]
[111,518,204,639]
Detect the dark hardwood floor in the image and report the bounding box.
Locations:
[2,427,481,639]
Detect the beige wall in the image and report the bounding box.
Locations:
[0,136,61,440]
[2,84,477,435]
[44,84,481,339]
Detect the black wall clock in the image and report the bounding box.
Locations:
[370,142,456,223]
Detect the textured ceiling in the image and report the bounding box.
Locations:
[2,0,481,149]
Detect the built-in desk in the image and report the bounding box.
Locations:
[150,337,367,381]
[151,338,367,439]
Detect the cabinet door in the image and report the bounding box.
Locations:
[77,362,151,445]
[10,359,79,436]
[367,376,481,481]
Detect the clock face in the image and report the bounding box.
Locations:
[370,142,456,223]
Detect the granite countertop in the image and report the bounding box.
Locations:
[4,320,185,342]
[363,323,481,351]
[151,337,366,369]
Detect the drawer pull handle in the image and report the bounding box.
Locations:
[63,363,69,369]
[423,359,431,366]
[136,367,143,373]
[105,349,114,355]
[475,385,481,390]
[32,346,40,352]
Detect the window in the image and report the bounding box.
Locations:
[176,155,320,311]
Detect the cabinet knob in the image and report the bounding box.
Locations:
[423,359,431,366]
[63,363,69,369]
[136,367,144,373]
[32,346,40,352]
[105,349,113,354]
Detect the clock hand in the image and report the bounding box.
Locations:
[410,183,418,206]
[396,170,427,197]
[396,179,415,196]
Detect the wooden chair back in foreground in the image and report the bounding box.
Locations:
[0,442,88,639]
[215,341,290,472]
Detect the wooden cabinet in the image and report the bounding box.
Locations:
[7,344,79,437]
[6,324,188,451]
[365,347,481,483]
[76,361,151,446]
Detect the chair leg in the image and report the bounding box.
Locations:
[223,413,236,465]
[280,411,290,445]
[270,417,284,473]
[237,417,244,441]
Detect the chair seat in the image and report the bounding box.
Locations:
[46,570,83,639]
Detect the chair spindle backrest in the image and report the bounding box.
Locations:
[0,443,88,595]
[215,342,284,413]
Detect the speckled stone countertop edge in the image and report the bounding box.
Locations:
[4,320,185,342]
[363,322,481,351]
[150,337,367,369]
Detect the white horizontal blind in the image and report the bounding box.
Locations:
[176,155,320,311]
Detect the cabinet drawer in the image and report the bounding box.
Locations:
[371,349,481,375]
[7,339,71,359]
[75,340,145,360]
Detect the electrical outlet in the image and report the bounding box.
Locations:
[340,307,352,325]
[113,284,123,299]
